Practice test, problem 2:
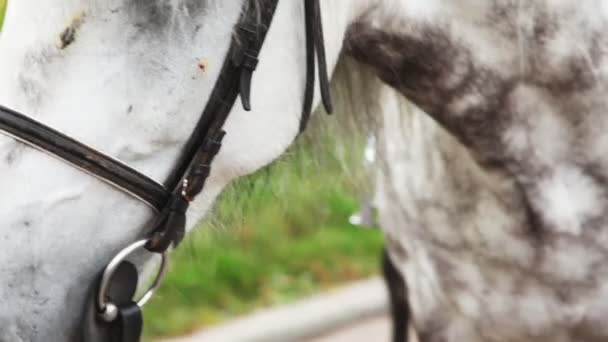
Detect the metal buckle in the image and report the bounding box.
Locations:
[96,239,168,322]
[181,179,189,199]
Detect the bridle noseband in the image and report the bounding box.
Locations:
[0,0,332,341]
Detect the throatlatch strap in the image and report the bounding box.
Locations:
[163,0,280,193]
[150,0,280,254]
[300,0,333,132]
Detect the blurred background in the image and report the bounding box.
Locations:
[142,113,383,339]
[0,0,5,29]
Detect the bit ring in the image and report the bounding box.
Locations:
[96,239,168,322]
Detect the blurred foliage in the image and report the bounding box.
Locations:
[143,129,383,338]
[0,0,6,31]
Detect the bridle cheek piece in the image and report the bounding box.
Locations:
[0,0,331,341]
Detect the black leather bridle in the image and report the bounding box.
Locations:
[0,0,332,341]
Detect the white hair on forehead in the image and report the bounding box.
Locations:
[161,0,270,26]
[125,0,259,37]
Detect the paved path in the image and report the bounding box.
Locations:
[308,317,420,342]
[162,278,390,342]
[307,316,391,342]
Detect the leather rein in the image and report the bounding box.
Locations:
[0,0,332,341]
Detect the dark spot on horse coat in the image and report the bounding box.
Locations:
[59,16,85,50]
[18,43,62,106]
[344,23,513,163]
[5,144,24,165]
[130,0,173,31]
[128,0,209,32]
[59,27,77,49]
[487,3,560,43]
[345,24,461,112]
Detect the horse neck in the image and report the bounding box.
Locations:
[346,0,608,286]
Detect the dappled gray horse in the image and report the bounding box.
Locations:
[0,0,607,341]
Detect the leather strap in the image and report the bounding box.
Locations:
[117,304,144,342]
[149,0,281,253]
[0,105,169,211]
[82,262,142,342]
[300,0,333,132]
[163,0,280,192]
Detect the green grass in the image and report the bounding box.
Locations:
[0,0,6,31]
[143,136,383,338]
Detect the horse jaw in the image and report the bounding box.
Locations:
[0,0,359,340]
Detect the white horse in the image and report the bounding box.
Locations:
[2,0,608,341]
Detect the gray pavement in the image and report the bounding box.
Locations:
[308,318,419,342]
[307,316,391,342]
[162,278,390,342]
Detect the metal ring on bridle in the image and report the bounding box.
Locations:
[96,239,168,322]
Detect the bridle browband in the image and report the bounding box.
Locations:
[0,0,332,341]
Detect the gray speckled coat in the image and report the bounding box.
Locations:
[344,1,608,341]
